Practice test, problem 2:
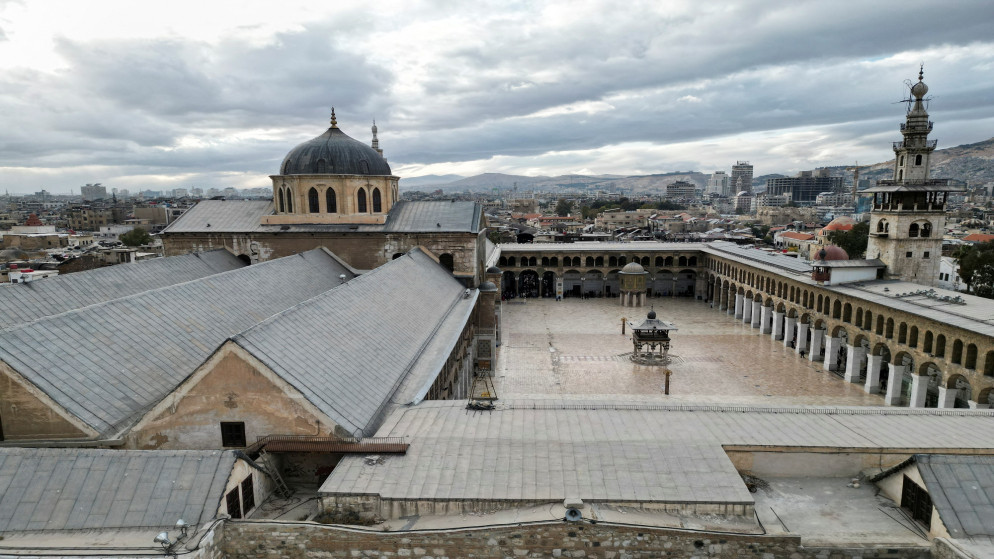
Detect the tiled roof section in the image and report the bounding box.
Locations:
[915,454,994,538]
[162,200,482,234]
[962,233,994,243]
[0,248,355,437]
[779,231,815,241]
[381,201,482,233]
[321,401,994,504]
[233,249,476,437]
[0,250,246,329]
[0,448,235,532]
[161,200,273,233]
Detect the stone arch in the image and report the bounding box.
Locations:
[935,334,946,358]
[776,302,786,313]
[923,331,934,353]
[372,188,382,212]
[688,256,698,266]
[921,222,932,238]
[843,303,852,323]
[518,269,539,298]
[541,256,550,266]
[502,271,517,297]
[946,374,973,407]
[655,256,664,267]
[236,254,251,265]
[979,387,994,406]
[909,222,919,238]
[787,307,799,319]
[951,339,963,365]
[595,256,604,267]
[439,253,455,272]
[853,334,871,349]
[800,313,812,325]
[357,188,368,212]
[541,271,556,298]
[586,256,595,267]
[872,343,891,359]
[528,256,537,267]
[678,256,688,267]
[640,256,650,267]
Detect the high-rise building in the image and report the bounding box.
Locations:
[665,180,697,200]
[766,169,844,204]
[864,67,965,286]
[730,161,753,195]
[706,171,730,196]
[80,183,108,201]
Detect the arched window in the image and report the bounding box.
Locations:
[909,223,919,237]
[898,323,907,344]
[864,311,872,330]
[966,344,978,370]
[372,188,382,212]
[357,189,367,213]
[952,340,963,365]
[326,189,337,213]
[278,189,286,213]
[586,256,594,267]
[915,154,922,166]
[439,253,454,272]
[935,335,946,358]
[877,220,887,233]
[909,326,918,348]
[308,187,319,213]
[541,257,549,266]
[285,190,293,213]
[923,331,933,353]
[885,318,894,339]
[876,316,884,335]
[921,223,932,238]
[689,256,697,266]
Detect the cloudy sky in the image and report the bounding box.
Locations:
[2,0,993,194]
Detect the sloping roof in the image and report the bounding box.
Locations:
[322,400,994,505]
[0,448,235,532]
[913,454,994,538]
[0,250,245,329]
[962,233,994,243]
[232,249,477,437]
[779,231,815,241]
[162,200,482,235]
[0,248,355,438]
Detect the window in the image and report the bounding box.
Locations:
[906,252,913,258]
[241,476,255,513]
[326,189,337,213]
[308,187,319,213]
[923,252,929,258]
[901,475,932,529]
[221,422,246,447]
[372,188,382,212]
[226,488,242,519]
[909,223,919,237]
[357,189,367,212]
[915,154,923,166]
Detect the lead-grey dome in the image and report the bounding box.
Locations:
[280,121,392,176]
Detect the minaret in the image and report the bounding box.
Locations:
[864,67,965,286]
[371,120,383,156]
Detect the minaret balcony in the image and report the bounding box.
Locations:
[893,139,937,150]
[900,121,933,131]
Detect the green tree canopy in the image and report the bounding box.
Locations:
[555,199,572,217]
[120,227,152,247]
[826,221,869,259]
[955,241,994,297]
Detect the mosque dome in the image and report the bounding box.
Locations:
[279,110,392,176]
[821,216,855,235]
[479,281,498,293]
[486,266,502,275]
[816,246,849,261]
[620,262,646,274]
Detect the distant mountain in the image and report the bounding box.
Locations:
[405,170,709,194]
[399,174,465,188]
[861,137,994,185]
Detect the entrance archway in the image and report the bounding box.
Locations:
[519,270,539,298]
[541,271,556,298]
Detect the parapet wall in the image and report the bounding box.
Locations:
[222,520,931,559]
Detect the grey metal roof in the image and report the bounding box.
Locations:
[160,200,274,233]
[499,241,709,253]
[162,200,482,235]
[0,248,355,438]
[0,448,235,532]
[813,259,886,268]
[321,400,994,504]
[233,249,477,438]
[279,125,392,176]
[0,250,245,329]
[704,241,813,274]
[913,454,994,538]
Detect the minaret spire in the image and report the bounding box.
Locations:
[330,107,338,128]
[371,119,383,155]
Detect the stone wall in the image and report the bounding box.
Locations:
[222,520,931,559]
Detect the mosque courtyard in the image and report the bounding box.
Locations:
[494,297,885,406]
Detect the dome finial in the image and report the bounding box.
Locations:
[330,107,338,128]
[919,63,924,82]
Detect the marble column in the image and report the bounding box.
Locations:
[884,364,905,406]
[734,294,743,319]
[909,373,929,408]
[783,317,796,348]
[760,306,772,334]
[795,323,809,355]
[823,336,840,371]
[771,312,784,340]
[864,355,882,394]
[719,287,728,311]
[937,387,957,409]
[809,329,824,362]
[844,344,866,383]
[751,301,763,328]
[742,297,753,323]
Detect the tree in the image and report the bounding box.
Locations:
[120,227,152,247]
[555,199,572,217]
[956,241,994,297]
[826,221,869,259]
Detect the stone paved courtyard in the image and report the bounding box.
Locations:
[494,297,885,406]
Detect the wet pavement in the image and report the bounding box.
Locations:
[494,297,885,406]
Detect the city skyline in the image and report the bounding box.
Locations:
[1,0,994,194]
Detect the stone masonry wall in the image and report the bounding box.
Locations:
[223,520,931,559]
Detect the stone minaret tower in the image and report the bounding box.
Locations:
[864,67,964,286]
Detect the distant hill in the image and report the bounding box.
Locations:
[861,137,994,185]
[398,174,465,188]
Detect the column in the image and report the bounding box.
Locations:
[760,306,772,334]
[822,336,840,370]
[909,373,928,408]
[884,364,905,406]
[864,355,882,394]
[844,344,865,383]
[809,329,824,363]
[718,287,727,311]
[734,294,743,319]
[771,311,784,340]
[782,317,796,348]
[937,387,957,409]
[968,401,990,410]
[742,296,753,324]
[795,323,809,355]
